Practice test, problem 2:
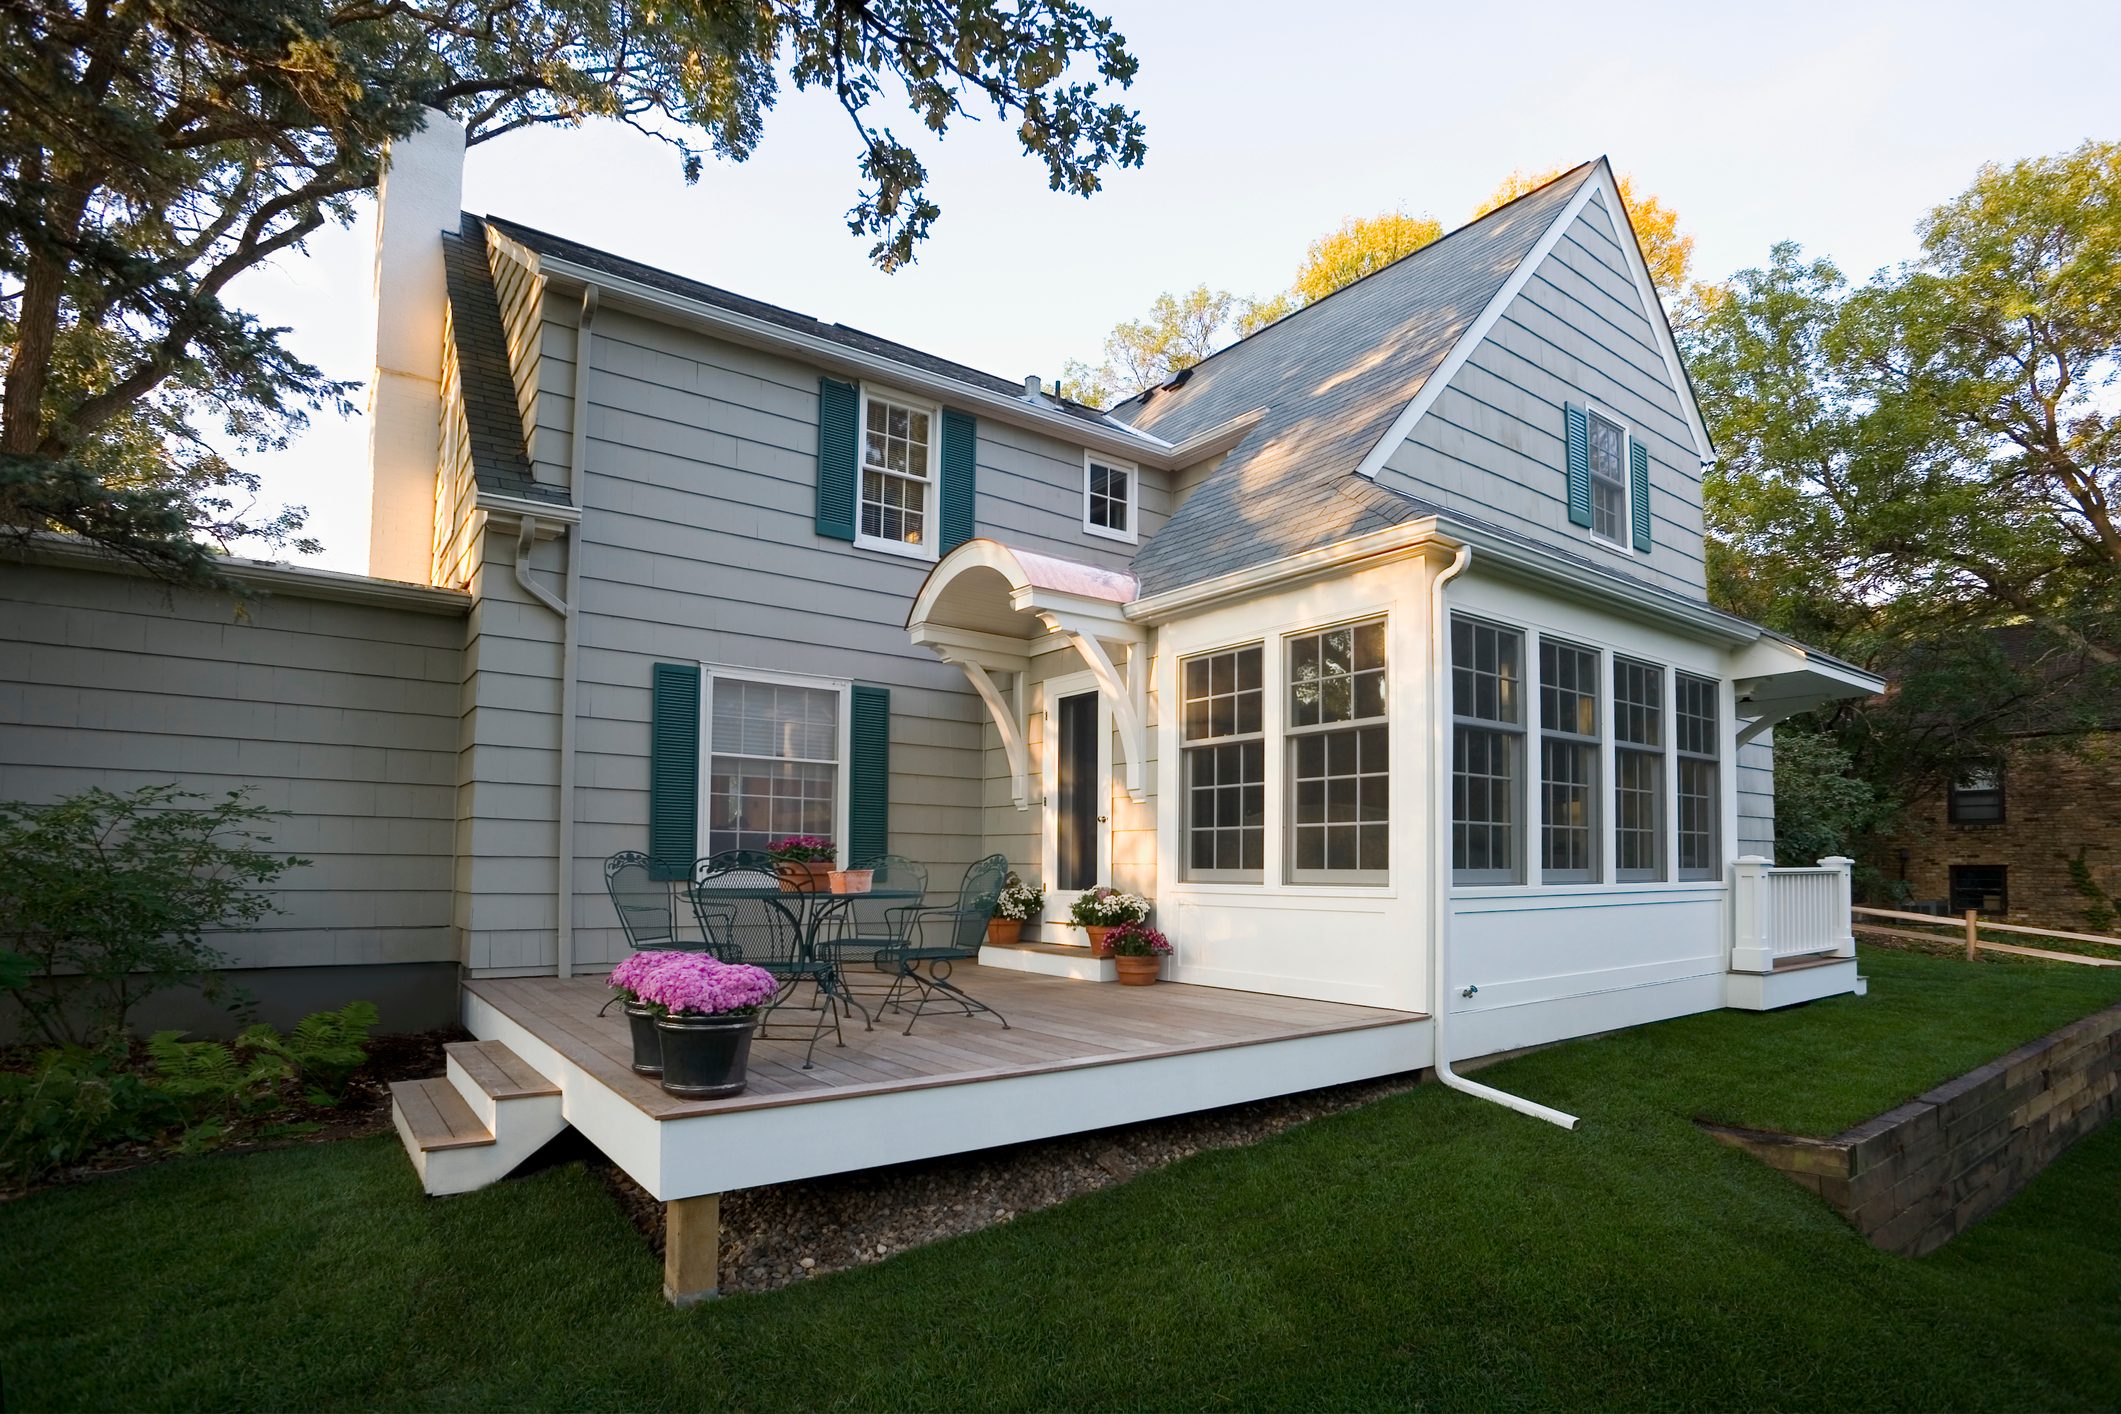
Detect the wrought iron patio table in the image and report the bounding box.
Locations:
[682,882,925,1066]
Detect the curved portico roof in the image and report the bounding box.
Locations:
[907,539,1137,641]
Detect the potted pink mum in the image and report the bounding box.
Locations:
[636,953,779,1098]
[606,951,680,1075]
[1104,921,1172,986]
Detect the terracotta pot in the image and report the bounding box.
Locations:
[776,860,833,893]
[1083,924,1112,956]
[987,918,1023,946]
[829,868,874,894]
[1114,955,1161,986]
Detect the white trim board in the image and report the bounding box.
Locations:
[1351,161,1713,482]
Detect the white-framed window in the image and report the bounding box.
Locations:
[1587,410,1628,547]
[702,667,850,861]
[1675,671,1720,880]
[856,387,937,559]
[1452,615,1524,885]
[1181,643,1265,882]
[1287,618,1390,885]
[1083,452,1138,543]
[1612,656,1665,881]
[1539,637,1601,884]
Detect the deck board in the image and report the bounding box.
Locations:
[465,966,1424,1122]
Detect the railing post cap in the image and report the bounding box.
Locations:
[1817,855,1854,868]
[1735,854,1772,865]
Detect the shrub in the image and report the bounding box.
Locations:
[0,785,309,1046]
[0,1046,175,1185]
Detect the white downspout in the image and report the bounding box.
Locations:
[553,285,598,979]
[1427,543,1579,1131]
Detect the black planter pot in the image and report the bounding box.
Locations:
[655,1011,757,1098]
[624,1000,663,1076]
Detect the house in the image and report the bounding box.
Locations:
[1872,627,2120,929]
[0,115,1883,1298]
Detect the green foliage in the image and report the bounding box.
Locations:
[2065,848,2119,935]
[1771,728,1889,870]
[0,785,308,1046]
[1061,285,1233,407]
[1,1002,377,1185]
[0,1045,174,1186]
[1,0,1146,574]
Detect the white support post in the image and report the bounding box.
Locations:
[1819,855,1856,958]
[1730,855,1774,973]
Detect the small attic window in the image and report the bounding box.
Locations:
[1588,412,1627,545]
[1084,452,1138,543]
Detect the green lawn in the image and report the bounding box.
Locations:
[6,945,2121,1411]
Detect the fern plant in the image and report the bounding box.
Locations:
[239,1001,378,1104]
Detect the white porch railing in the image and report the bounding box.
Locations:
[1730,855,1856,974]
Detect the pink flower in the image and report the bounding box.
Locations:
[634,953,779,1017]
[606,950,679,1001]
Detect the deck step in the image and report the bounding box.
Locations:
[444,1039,560,1100]
[389,1077,494,1151]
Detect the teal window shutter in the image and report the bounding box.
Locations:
[848,685,890,864]
[648,662,700,879]
[816,377,859,541]
[1563,402,1592,528]
[1628,436,1653,552]
[939,409,976,553]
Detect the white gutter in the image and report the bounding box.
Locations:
[1427,542,1579,1131]
[552,285,598,979]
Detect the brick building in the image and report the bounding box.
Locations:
[1873,629,2120,931]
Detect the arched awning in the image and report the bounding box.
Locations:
[908,540,1147,808]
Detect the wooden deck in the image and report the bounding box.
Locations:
[464,967,1424,1121]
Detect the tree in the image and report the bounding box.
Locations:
[1237,210,1443,335]
[1473,167,1694,299]
[1062,284,1232,407]
[0,0,1147,579]
[0,785,308,1047]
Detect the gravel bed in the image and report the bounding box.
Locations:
[591,1071,1421,1295]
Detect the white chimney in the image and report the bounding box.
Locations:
[1023,374,1043,400]
[366,108,465,583]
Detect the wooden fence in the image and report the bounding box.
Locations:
[1851,905,2121,968]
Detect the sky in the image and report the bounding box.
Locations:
[231,0,2121,573]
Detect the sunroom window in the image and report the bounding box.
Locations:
[1613,657,1665,881]
[1539,638,1601,883]
[1675,672,1720,880]
[1452,616,1523,885]
[1287,619,1389,884]
[1181,644,1264,881]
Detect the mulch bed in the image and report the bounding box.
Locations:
[590,1071,1420,1296]
[0,1027,469,1201]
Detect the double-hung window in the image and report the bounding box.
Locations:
[705,673,845,857]
[1452,616,1524,884]
[1181,645,1264,880]
[1675,673,1720,880]
[1539,639,1601,883]
[857,391,935,556]
[1287,619,1389,883]
[1588,412,1627,546]
[1613,657,1665,881]
[1948,767,2005,824]
[1084,454,1137,542]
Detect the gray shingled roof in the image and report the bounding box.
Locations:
[1116,165,1596,597]
[442,217,569,507]
[481,215,1120,435]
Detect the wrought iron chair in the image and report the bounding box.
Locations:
[604,850,687,951]
[819,854,929,1006]
[879,852,1011,1033]
[688,850,856,1067]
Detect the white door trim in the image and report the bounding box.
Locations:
[1040,669,1112,935]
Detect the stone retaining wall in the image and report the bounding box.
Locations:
[1702,1002,2121,1256]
